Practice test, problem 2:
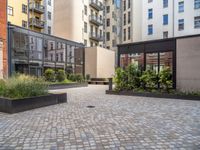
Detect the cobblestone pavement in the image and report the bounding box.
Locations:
[0,85,200,150]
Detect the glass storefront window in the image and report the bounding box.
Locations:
[146,53,159,73]
[120,53,144,70]
[160,52,173,72]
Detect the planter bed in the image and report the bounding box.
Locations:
[0,93,67,114]
[106,90,200,101]
[48,82,88,90]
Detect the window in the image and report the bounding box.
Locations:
[106,32,110,41]
[124,0,126,11]
[194,0,200,9]
[84,40,87,46]
[84,5,87,15]
[128,0,131,8]
[163,31,168,38]
[128,27,131,40]
[48,26,51,35]
[22,20,27,28]
[22,4,27,14]
[84,22,87,33]
[112,25,116,33]
[194,16,200,28]
[107,19,110,27]
[178,19,184,30]
[48,11,51,20]
[163,14,168,25]
[148,0,153,3]
[48,0,51,6]
[148,25,153,35]
[163,0,168,8]
[128,11,131,24]
[60,53,63,62]
[56,53,59,62]
[148,9,153,19]
[124,14,126,25]
[8,6,13,16]
[124,29,126,41]
[107,6,110,13]
[179,1,184,13]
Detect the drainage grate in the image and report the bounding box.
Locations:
[87,105,95,108]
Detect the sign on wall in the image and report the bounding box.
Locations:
[0,41,3,78]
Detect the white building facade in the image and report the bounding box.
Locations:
[122,0,200,43]
[44,0,54,35]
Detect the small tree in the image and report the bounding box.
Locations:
[56,69,66,82]
[44,69,55,82]
[140,70,158,90]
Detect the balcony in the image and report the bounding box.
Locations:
[90,32,104,41]
[29,3,45,14]
[89,15,103,26]
[29,18,45,29]
[90,0,104,11]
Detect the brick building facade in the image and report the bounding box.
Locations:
[0,0,7,78]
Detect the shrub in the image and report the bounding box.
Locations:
[1,74,48,99]
[140,70,158,90]
[159,67,173,93]
[114,68,128,91]
[67,74,84,82]
[0,79,6,96]
[86,74,90,81]
[44,69,55,82]
[126,64,141,90]
[56,69,66,82]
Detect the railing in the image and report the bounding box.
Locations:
[29,18,45,29]
[89,15,103,25]
[29,3,45,14]
[90,32,104,41]
[90,0,104,10]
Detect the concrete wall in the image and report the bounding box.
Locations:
[85,47,115,78]
[0,0,7,78]
[176,36,200,92]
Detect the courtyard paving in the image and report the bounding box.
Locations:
[0,85,200,150]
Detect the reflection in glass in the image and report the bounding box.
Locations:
[146,53,158,73]
[120,53,144,70]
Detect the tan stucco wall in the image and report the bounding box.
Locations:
[85,47,115,78]
[176,36,200,92]
[85,47,97,78]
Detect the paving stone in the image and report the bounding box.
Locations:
[0,85,200,149]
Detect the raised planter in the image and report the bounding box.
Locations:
[48,82,88,90]
[0,93,67,114]
[106,90,200,101]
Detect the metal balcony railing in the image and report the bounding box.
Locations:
[90,0,104,11]
[90,32,104,41]
[29,18,45,29]
[89,15,103,26]
[29,3,45,14]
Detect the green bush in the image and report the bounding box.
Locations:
[114,68,128,91]
[67,74,84,82]
[126,64,141,90]
[159,67,172,93]
[44,69,55,82]
[0,79,6,96]
[56,69,66,82]
[0,74,48,99]
[86,74,90,81]
[140,70,158,89]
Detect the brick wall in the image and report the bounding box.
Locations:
[0,0,8,78]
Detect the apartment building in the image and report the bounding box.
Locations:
[7,0,53,34]
[104,0,121,51]
[54,0,104,48]
[122,0,200,43]
[54,0,121,51]
[0,0,8,78]
[44,0,54,35]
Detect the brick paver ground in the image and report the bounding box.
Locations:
[0,85,200,150]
